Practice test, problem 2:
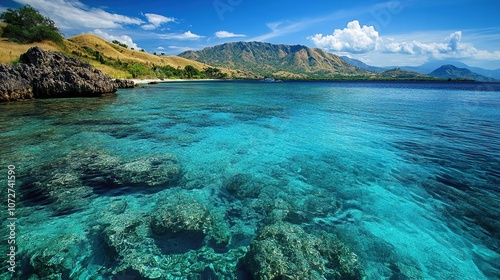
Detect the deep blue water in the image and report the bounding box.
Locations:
[1,81,499,279]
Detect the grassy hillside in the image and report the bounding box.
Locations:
[68,34,209,75]
[0,32,244,79]
[0,38,62,63]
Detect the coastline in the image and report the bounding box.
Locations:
[128,78,223,85]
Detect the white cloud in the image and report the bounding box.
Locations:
[92,29,139,50]
[151,45,194,55]
[13,0,142,32]
[0,5,8,14]
[249,2,394,42]
[308,20,379,53]
[379,31,464,55]
[141,24,157,31]
[215,31,246,38]
[169,46,193,52]
[141,13,175,30]
[160,31,203,40]
[309,20,500,62]
[251,20,312,42]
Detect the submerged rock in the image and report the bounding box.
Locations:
[150,196,231,249]
[101,209,163,279]
[26,232,91,279]
[243,222,364,280]
[73,150,182,190]
[0,46,118,102]
[98,195,234,279]
[223,173,263,199]
[150,199,211,235]
[20,150,182,215]
[116,153,182,187]
[21,167,95,215]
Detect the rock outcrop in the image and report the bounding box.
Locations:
[0,47,130,102]
[114,78,136,88]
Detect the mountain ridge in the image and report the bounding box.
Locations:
[342,56,500,81]
[179,41,370,79]
[428,64,498,82]
[340,56,386,73]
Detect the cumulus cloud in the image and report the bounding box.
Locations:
[0,5,8,13]
[309,20,500,61]
[379,31,466,55]
[160,31,203,40]
[308,20,379,53]
[142,13,175,30]
[92,29,139,50]
[13,0,142,32]
[215,31,246,38]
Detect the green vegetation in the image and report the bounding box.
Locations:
[70,43,228,79]
[0,5,64,46]
[203,67,228,79]
[128,63,155,78]
[111,40,128,48]
[374,68,442,81]
[150,64,228,79]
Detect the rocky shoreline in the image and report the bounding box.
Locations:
[0,47,135,103]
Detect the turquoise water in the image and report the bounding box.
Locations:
[1,81,499,279]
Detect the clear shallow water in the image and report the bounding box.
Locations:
[0,81,499,279]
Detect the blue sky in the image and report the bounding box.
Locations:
[1,0,500,69]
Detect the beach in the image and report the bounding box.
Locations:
[128,78,224,85]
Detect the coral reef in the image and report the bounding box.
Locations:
[20,149,182,214]
[243,221,364,280]
[223,173,263,199]
[150,195,231,248]
[115,153,182,187]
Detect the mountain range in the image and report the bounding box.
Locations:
[342,56,500,81]
[180,41,498,81]
[399,60,500,80]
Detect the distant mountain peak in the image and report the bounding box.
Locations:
[340,56,386,73]
[429,64,498,82]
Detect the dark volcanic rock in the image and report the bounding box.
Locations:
[0,46,118,102]
[0,64,35,102]
[114,78,136,88]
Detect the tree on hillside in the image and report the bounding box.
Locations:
[203,67,227,79]
[0,5,64,45]
[184,65,200,79]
